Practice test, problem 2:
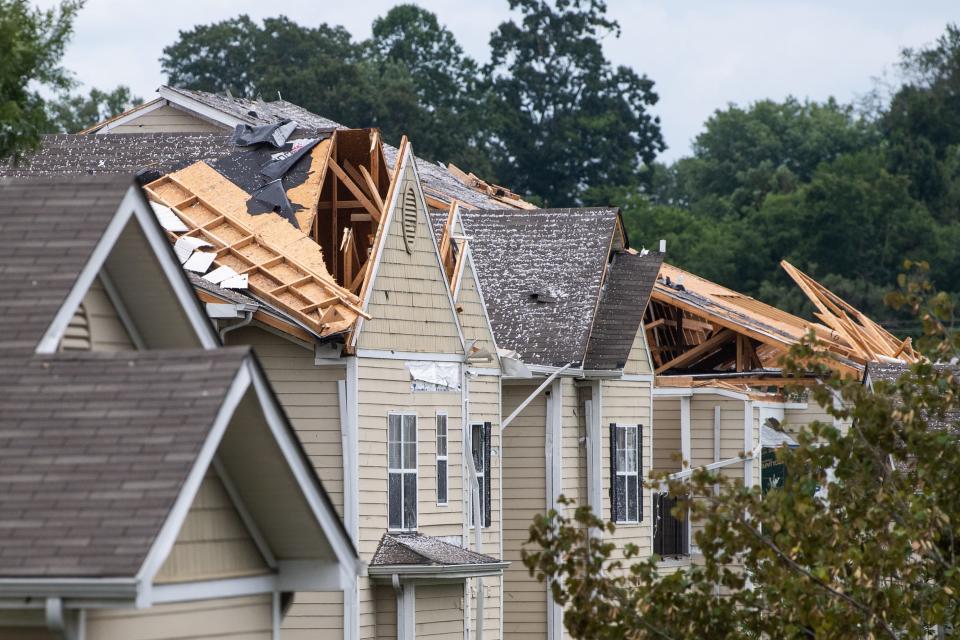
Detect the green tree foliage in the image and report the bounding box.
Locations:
[46,85,140,133]
[160,1,664,204]
[0,0,81,160]
[523,268,960,638]
[486,0,665,206]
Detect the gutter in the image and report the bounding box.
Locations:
[367,562,508,580]
[0,578,139,601]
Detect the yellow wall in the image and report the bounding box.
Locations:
[417,584,465,640]
[85,595,273,640]
[107,103,226,134]
[652,396,682,473]
[155,472,268,584]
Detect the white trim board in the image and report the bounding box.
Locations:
[355,349,464,362]
[94,98,166,134]
[158,86,249,129]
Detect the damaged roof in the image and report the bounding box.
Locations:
[1,133,233,179]
[371,533,501,568]
[450,208,622,368]
[584,250,665,370]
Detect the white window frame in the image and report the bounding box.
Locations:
[436,412,448,506]
[614,423,641,525]
[469,422,488,529]
[388,411,419,532]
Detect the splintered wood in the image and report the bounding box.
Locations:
[144,171,367,337]
[780,260,920,363]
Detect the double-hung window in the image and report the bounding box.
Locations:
[388,413,418,530]
[470,422,492,528]
[610,423,641,524]
[436,413,448,505]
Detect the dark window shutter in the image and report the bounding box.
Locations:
[638,425,644,521]
[609,423,623,522]
[484,422,492,528]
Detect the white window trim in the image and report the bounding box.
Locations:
[469,422,488,530]
[614,423,641,525]
[436,412,449,507]
[388,411,419,532]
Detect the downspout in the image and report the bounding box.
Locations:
[463,362,484,640]
[45,597,79,640]
[218,308,254,343]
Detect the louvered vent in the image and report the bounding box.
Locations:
[402,186,417,254]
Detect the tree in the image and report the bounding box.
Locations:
[160,10,488,170]
[523,267,960,638]
[46,85,140,133]
[370,5,492,175]
[0,0,81,160]
[486,0,665,206]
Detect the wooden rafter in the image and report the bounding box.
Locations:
[655,328,736,374]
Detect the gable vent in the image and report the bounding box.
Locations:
[402,186,417,254]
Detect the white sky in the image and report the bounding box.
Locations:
[38,0,958,161]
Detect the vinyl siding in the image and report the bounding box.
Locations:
[359,160,462,354]
[356,356,467,639]
[652,397,682,473]
[785,399,837,439]
[374,584,396,640]
[107,104,226,133]
[85,594,272,640]
[561,379,587,508]
[455,255,498,356]
[60,276,134,352]
[601,379,653,563]
[224,326,346,634]
[417,583,465,639]
[623,322,653,375]
[155,472,268,583]
[501,383,547,640]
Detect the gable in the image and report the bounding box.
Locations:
[357,154,462,354]
[455,248,498,362]
[155,470,269,584]
[59,274,134,352]
[624,321,654,375]
[105,103,226,134]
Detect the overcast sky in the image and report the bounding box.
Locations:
[40,0,957,161]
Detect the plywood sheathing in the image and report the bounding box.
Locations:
[143,170,367,338]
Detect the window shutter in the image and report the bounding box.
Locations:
[609,423,623,522]
[484,422,492,528]
[638,425,644,521]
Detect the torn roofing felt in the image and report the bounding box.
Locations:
[584,250,665,370]
[371,533,501,567]
[450,208,620,368]
[231,119,297,147]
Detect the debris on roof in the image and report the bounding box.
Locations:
[647,262,916,381]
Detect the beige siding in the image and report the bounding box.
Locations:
[357,357,468,638]
[0,610,57,639]
[785,399,836,438]
[156,472,267,583]
[501,383,547,639]
[417,583,465,639]
[60,276,134,352]
[85,594,272,640]
[455,256,498,356]
[108,103,226,134]
[560,379,587,508]
[226,326,345,518]
[359,160,462,354]
[652,397,682,473]
[282,591,343,639]
[601,379,653,562]
[374,585,397,640]
[224,326,346,635]
[623,322,653,375]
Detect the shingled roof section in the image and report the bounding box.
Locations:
[162,86,343,132]
[584,250,665,370]
[0,133,234,179]
[0,348,249,578]
[371,533,501,567]
[455,208,619,368]
[0,175,135,358]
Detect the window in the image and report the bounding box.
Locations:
[610,423,641,524]
[388,413,418,530]
[436,413,448,505]
[470,422,492,528]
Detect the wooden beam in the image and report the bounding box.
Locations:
[655,329,736,374]
[358,164,384,212]
[328,161,381,222]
